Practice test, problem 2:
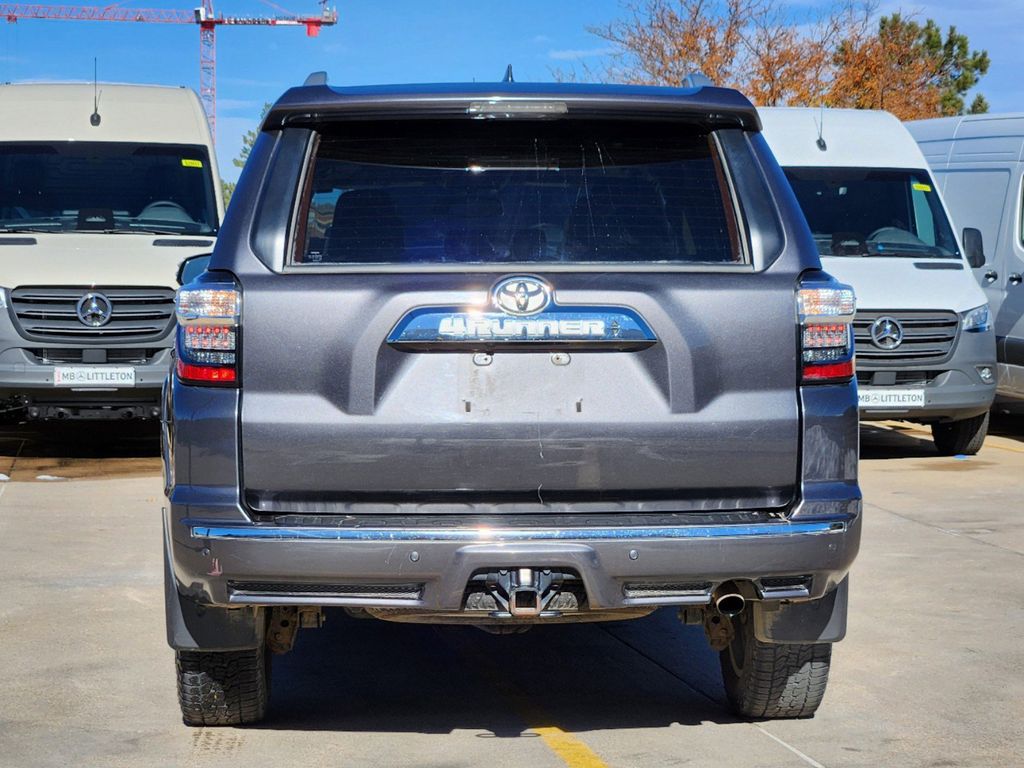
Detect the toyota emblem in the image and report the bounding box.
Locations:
[492,276,552,316]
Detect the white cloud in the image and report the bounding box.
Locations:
[547,45,617,61]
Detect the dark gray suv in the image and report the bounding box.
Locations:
[162,75,861,725]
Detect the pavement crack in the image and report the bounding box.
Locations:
[755,724,829,768]
[3,438,26,485]
[866,501,1024,558]
[601,625,831,767]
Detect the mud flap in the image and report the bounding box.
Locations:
[753,576,848,644]
[164,518,264,651]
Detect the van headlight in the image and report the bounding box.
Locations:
[0,288,7,310]
[962,304,991,333]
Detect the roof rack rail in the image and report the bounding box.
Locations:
[303,71,328,87]
[681,72,712,88]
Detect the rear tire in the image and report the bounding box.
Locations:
[176,647,270,726]
[719,608,831,719]
[932,411,989,456]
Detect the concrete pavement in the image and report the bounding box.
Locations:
[0,420,1022,767]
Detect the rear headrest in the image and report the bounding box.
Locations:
[325,189,404,263]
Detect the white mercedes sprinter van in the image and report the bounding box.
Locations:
[760,108,996,454]
[908,114,1024,413]
[0,83,222,421]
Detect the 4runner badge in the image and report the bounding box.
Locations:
[386,276,658,351]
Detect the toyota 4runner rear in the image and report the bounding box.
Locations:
[162,75,862,725]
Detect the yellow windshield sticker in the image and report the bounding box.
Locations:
[181,159,203,168]
[912,182,932,192]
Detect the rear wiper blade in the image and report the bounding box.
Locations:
[0,226,61,233]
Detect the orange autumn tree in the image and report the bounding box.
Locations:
[828,11,989,118]
[574,0,990,120]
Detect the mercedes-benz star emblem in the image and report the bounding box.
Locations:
[492,276,552,316]
[76,292,114,328]
[870,316,904,350]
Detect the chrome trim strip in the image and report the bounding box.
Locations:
[188,520,844,542]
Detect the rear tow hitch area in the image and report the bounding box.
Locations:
[471,567,579,618]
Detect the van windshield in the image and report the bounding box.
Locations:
[783,167,960,259]
[292,120,743,266]
[0,142,218,235]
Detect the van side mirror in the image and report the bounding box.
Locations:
[962,228,985,268]
[176,253,212,286]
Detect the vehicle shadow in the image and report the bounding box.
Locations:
[859,422,938,460]
[990,412,1024,443]
[0,421,161,479]
[261,608,741,733]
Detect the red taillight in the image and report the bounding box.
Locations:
[801,359,855,382]
[175,283,240,387]
[176,359,238,384]
[798,283,856,385]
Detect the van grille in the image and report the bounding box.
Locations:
[27,348,164,365]
[10,287,176,343]
[856,370,943,386]
[853,310,959,364]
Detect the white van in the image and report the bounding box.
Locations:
[907,114,1024,413]
[760,107,996,454]
[0,83,222,420]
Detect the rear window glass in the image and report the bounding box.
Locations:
[292,121,742,266]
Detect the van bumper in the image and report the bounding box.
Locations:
[0,349,171,418]
[858,327,996,422]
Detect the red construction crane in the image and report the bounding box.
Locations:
[1,0,338,138]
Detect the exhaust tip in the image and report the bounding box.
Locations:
[713,583,747,617]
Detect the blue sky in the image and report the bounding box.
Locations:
[1,0,1019,182]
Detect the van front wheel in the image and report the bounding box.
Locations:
[932,411,989,456]
[719,608,832,719]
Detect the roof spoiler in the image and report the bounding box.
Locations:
[299,69,709,89]
[265,72,761,132]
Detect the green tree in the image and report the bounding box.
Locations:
[223,102,271,209]
[968,93,989,114]
[221,180,236,208]
[233,102,273,169]
[880,14,990,116]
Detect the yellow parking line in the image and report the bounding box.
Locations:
[990,442,1024,454]
[442,631,609,768]
[531,726,610,768]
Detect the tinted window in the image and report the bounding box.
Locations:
[293,121,742,266]
[0,142,218,235]
[784,167,960,258]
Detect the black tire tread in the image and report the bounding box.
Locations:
[932,411,989,456]
[176,648,269,726]
[725,640,831,719]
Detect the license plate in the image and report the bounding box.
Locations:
[53,367,136,387]
[858,388,925,409]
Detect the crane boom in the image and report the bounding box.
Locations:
[1,1,338,138]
